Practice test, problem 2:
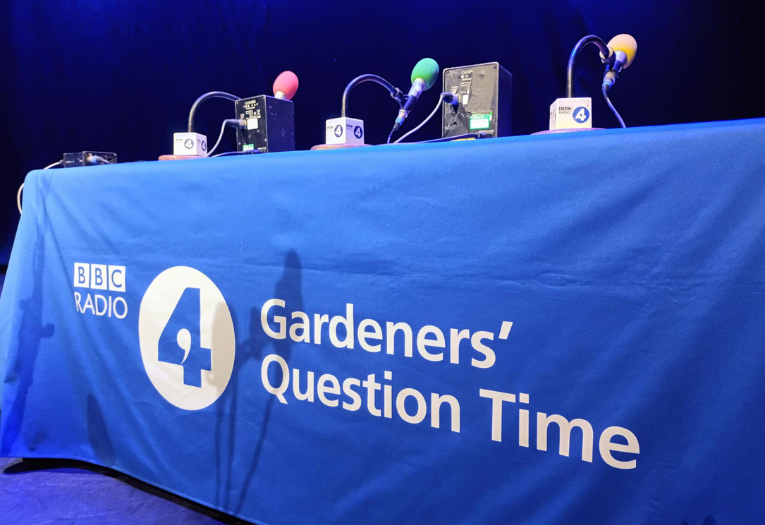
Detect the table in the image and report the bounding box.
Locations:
[2,118,765,524]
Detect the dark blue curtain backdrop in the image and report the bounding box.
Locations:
[0,0,761,265]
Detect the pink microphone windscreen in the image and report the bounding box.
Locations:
[273,71,299,100]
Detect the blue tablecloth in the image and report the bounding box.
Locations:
[2,119,765,524]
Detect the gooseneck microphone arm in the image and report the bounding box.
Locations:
[566,35,614,98]
[187,91,241,133]
[341,75,406,118]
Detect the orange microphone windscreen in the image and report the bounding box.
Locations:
[607,34,638,69]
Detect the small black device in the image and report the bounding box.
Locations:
[62,151,118,168]
[235,95,295,153]
[442,62,512,139]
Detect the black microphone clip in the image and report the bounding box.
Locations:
[390,87,407,107]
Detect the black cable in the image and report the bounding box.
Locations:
[602,85,626,128]
[341,74,406,118]
[423,132,490,143]
[85,154,112,165]
[566,35,613,98]
[188,91,241,133]
[384,132,491,146]
[211,150,263,158]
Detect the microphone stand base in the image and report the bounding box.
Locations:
[532,128,605,135]
[310,144,372,151]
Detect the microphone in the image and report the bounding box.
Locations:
[273,71,299,100]
[601,34,637,90]
[392,58,440,131]
[551,33,636,131]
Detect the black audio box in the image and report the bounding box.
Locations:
[442,62,512,138]
[235,95,295,153]
[62,151,117,168]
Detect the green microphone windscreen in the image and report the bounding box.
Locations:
[411,58,440,90]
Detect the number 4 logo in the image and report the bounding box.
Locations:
[573,106,590,123]
[139,266,235,410]
[157,287,211,388]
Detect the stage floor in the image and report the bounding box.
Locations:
[0,456,246,524]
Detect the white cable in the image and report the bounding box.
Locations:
[207,120,229,157]
[394,93,447,144]
[207,119,242,157]
[17,183,24,214]
[17,160,62,214]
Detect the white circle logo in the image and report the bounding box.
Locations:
[139,266,235,410]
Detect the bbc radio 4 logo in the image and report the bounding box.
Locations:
[73,262,128,319]
[138,266,235,410]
